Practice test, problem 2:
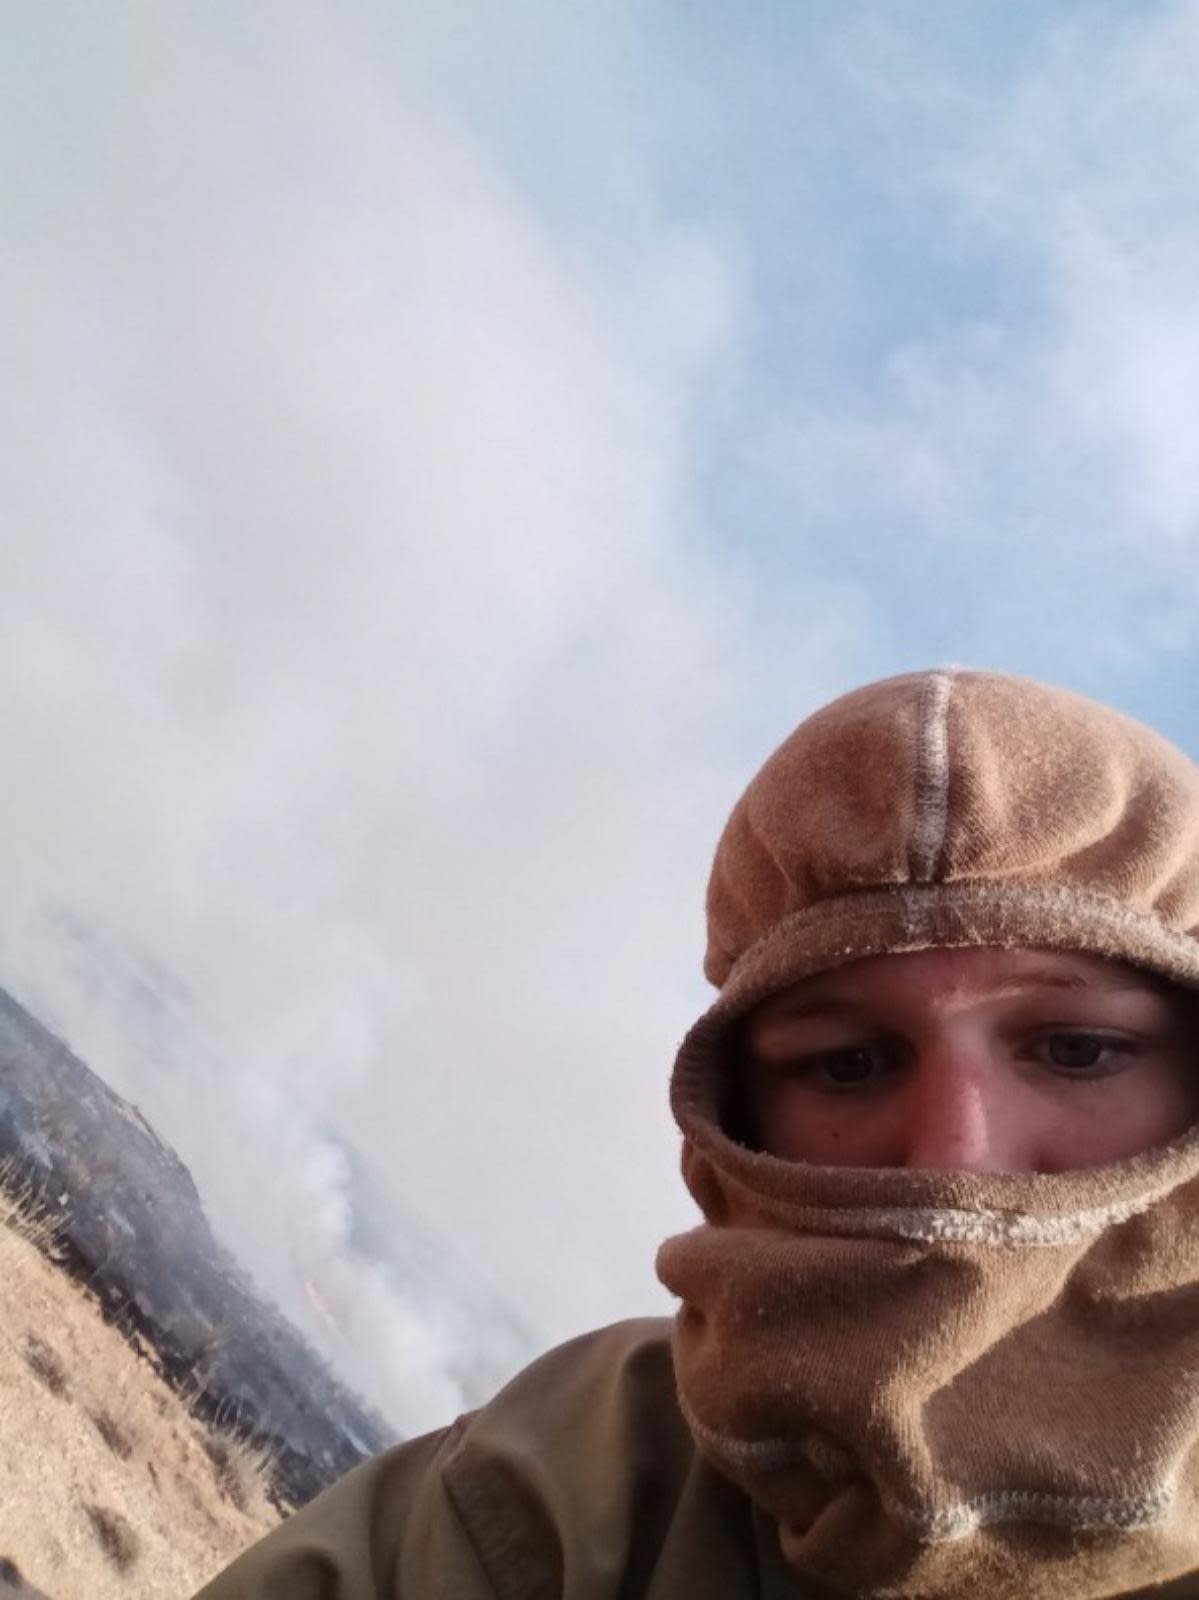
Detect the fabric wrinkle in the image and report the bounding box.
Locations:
[661,668,1199,1600]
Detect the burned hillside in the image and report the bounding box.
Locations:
[0,986,391,1511]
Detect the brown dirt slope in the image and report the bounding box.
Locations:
[0,1178,280,1597]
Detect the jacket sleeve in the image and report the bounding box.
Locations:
[191,1419,498,1600]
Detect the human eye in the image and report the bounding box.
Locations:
[1026,1031,1138,1078]
[786,1042,902,1093]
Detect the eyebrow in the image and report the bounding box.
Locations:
[753,967,1167,1029]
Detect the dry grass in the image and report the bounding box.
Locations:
[202,1432,279,1516]
[89,1410,134,1461]
[0,1159,282,1596]
[82,1505,140,1571]
[180,1371,284,1515]
[23,1333,70,1398]
[0,1158,65,1257]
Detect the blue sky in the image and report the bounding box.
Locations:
[392,0,1199,738]
[4,1,1199,1426]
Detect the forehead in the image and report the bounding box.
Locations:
[751,945,1168,1022]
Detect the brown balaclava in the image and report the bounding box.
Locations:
[656,668,1199,1600]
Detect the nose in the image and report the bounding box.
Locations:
[901,1048,1020,1173]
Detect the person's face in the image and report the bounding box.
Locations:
[739,946,1199,1173]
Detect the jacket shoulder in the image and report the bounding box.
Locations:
[444,1315,691,1510]
[194,1318,765,1600]
[441,1317,763,1598]
[452,1315,686,1473]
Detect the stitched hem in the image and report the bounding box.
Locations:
[703,1187,1168,1248]
[678,1399,1176,1542]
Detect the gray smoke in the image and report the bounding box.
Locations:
[1,3,856,1425]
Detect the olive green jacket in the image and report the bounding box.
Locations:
[194,1318,806,1599]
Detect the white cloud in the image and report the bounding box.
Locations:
[743,3,1199,679]
[945,3,1199,549]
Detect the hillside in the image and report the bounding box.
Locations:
[0,1175,279,1596]
[0,986,392,1507]
[0,980,402,1595]
[13,915,536,1436]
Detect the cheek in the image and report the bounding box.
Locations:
[1037,1065,1199,1169]
[1115,1059,1199,1149]
[751,1082,899,1167]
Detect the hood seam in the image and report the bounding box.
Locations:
[910,669,954,883]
